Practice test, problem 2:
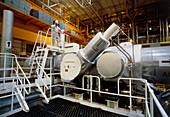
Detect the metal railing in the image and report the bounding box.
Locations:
[0,53,31,93]
[49,75,168,117]
[0,53,31,116]
[118,78,168,117]
[32,28,70,55]
[35,57,51,90]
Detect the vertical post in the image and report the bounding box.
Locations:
[90,75,93,104]
[3,54,6,89]
[50,58,52,98]
[132,20,135,44]
[166,18,169,41]
[87,25,89,36]
[52,53,55,96]
[42,0,45,9]
[162,20,165,42]
[129,79,132,112]
[159,19,162,42]
[48,0,49,6]
[145,83,148,117]
[63,82,66,96]
[118,79,120,94]
[64,9,66,23]
[150,93,154,117]
[136,26,138,44]
[146,21,149,43]
[77,18,79,30]
[128,27,130,40]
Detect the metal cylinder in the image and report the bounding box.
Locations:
[80,32,110,63]
[1,10,14,53]
[0,10,14,77]
[141,46,170,84]
[103,23,120,40]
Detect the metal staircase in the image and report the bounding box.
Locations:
[14,87,29,112]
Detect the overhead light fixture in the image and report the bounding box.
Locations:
[169,24,170,28]
[149,27,152,30]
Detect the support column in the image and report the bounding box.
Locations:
[146,21,149,43]
[166,18,169,41]
[159,19,162,42]
[0,10,14,77]
[136,26,138,44]
[132,20,135,44]
[162,20,165,42]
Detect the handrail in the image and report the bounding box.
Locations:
[0,53,31,93]
[35,57,50,89]
[32,30,41,55]
[13,69,29,94]
[118,77,168,117]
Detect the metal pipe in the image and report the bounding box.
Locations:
[0,10,14,77]
[166,18,169,41]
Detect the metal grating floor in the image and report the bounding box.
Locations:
[9,98,126,117]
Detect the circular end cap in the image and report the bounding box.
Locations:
[97,51,124,78]
[60,53,81,82]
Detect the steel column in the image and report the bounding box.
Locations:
[159,19,162,42]
[0,10,14,77]
[166,18,169,41]
[146,21,149,43]
[162,20,165,42]
[136,26,138,44]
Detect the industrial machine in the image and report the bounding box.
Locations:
[0,10,169,117]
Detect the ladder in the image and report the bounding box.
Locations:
[29,47,49,77]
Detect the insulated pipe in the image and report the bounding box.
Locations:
[0,10,14,77]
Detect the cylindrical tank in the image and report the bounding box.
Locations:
[142,46,170,84]
[0,10,14,77]
[96,51,125,80]
[60,23,120,82]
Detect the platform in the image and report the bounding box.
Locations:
[10,98,126,117]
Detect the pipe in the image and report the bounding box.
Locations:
[0,10,14,77]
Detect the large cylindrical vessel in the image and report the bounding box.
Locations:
[141,46,170,84]
[0,10,14,77]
